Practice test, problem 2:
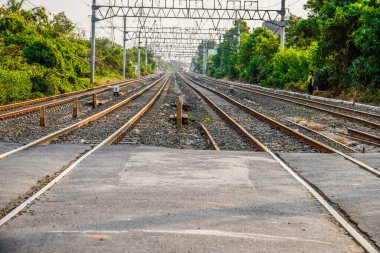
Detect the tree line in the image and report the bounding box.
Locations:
[0,0,156,105]
[193,0,380,104]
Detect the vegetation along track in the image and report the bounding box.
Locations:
[0,75,170,226]
[187,74,380,153]
[0,75,167,159]
[180,74,380,177]
[179,74,380,253]
[0,76,161,144]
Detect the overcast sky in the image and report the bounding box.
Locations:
[1,0,309,60]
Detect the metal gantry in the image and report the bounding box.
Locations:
[90,0,287,83]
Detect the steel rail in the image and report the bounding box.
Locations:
[0,76,166,160]
[183,74,380,177]
[0,76,157,120]
[178,74,379,253]
[198,74,380,119]
[192,74,380,129]
[0,76,154,111]
[180,76,266,151]
[285,119,358,153]
[347,128,380,144]
[342,134,380,148]
[0,76,153,119]
[107,77,170,144]
[181,74,335,153]
[0,76,170,227]
[200,123,220,151]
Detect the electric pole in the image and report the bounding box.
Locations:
[202,41,207,75]
[280,0,286,49]
[122,16,127,78]
[90,0,96,84]
[145,37,148,66]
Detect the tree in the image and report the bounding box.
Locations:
[6,0,25,13]
[238,27,279,83]
[51,12,75,35]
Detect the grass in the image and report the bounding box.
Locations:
[204,116,213,123]
[332,136,348,144]
[306,122,327,131]
[294,116,327,131]
[294,116,303,123]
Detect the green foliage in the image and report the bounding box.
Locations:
[0,68,32,103]
[203,0,380,104]
[24,38,62,68]
[238,27,279,83]
[0,0,156,104]
[264,48,310,90]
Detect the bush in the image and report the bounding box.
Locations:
[0,69,32,104]
[30,69,60,95]
[24,38,62,68]
[264,48,310,88]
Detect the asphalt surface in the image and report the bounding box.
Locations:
[0,146,364,252]
[351,153,380,171]
[280,153,380,249]
[0,144,91,209]
[0,142,22,154]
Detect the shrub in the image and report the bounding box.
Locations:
[24,38,62,68]
[0,68,32,104]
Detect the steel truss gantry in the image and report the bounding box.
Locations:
[90,0,286,83]
[93,0,282,24]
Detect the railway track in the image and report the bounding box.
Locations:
[178,73,379,253]
[189,74,380,129]
[0,75,170,226]
[114,76,173,145]
[55,76,169,145]
[0,77,162,144]
[181,74,380,175]
[0,75,158,119]
[186,73,380,153]
[0,75,167,159]
[175,75,258,151]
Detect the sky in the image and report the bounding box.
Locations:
[0,0,309,60]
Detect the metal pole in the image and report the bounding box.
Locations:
[90,0,96,84]
[138,45,141,76]
[237,19,241,45]
[202,41,207,75]
[280,0,286,49]
[122,17,127,78]
[145,38,148,66]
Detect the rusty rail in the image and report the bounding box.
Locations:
[180,73,379,252]
[179,74,380,253]
[190,74,380,130]
[347,128,380,144]
[0,75,166,160]
[180,74,380,177]
[0,75,170,229]
[0,76,155,120]
[286,119,358,153]
[0,75,154,111]
[182,74,336,153]
[200,123,220,150]
[107,77,170,144]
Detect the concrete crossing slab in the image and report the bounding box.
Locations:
[280,153,380,249]
[0,146,364,252]
[0,144,91,209]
